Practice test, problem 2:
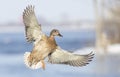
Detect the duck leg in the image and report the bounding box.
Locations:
[41,60,45,70]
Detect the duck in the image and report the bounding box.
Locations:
[23,5,94,70]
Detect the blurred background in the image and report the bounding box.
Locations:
[0,0,120,77]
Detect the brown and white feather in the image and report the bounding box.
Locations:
[23,5,42,42]
[48,47,94,67]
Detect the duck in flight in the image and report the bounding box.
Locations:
[23,5,94,70]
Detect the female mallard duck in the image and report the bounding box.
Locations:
[23,5,94,70]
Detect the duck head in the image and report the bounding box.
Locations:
[50,29,63,37]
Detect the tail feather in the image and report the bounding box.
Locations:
[24,52,42,69]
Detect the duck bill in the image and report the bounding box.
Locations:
[58,33,63,37]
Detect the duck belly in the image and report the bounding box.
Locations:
[32,41,53,60]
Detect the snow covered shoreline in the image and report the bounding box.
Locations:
[75,44,120,55]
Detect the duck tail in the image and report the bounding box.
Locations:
[24,52,42,69]
[24,52,31,68]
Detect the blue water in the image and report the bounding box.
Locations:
[0,30,95,54]
[0,30,119,77]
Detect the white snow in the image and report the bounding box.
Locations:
[74,44,120,55]
[107,44,120,54]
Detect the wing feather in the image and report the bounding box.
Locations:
[23,5,42,42]
[48,47,94,67]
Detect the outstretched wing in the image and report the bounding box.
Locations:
[23,5,42,42]
[48,47,94,67]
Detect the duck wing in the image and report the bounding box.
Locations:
[48,47,94,67]
[23,5,43,43]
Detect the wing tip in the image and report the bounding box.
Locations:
[76,51,94,67]
[89,51,95,55]
[26,5,35,10]
[23,5,35,17]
